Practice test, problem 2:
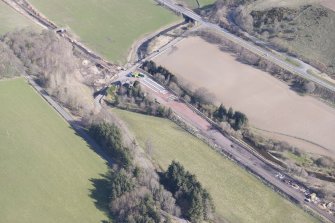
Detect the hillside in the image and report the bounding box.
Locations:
[201,0,335,78]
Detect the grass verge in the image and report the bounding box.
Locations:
[178,0,215,8]
[285,57,302,68]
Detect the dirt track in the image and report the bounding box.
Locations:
[154,36,335,158]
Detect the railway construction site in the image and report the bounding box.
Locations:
[2,0,119,84]
[154,36,335,159]
[2,0,335,222]
[116,64,334,222]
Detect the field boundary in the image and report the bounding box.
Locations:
[253,127,331,152]
[140,68,285,171]
[127,20,186,64]
[24,75,114,166]
[138,66,333,222]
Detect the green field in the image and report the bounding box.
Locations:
[114,109,319,223]
[177,0,215,8]
[28,0,180,64]
[0,1,39,35]
[0,78,108,223]
[198,0,216,7]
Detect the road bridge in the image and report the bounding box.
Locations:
[156,0,335,92]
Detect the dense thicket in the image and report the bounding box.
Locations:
[0,42,25,78]
[89,121,181,222]
[162,161,215,223]
[2,29,76,81]
[89,121,217,222]
[0,29,94,115]
[108,80,172,118]
[111,187,162,223]
[214,104,248,130]
[89,122,132,168]
[104,168,164,223]
[142,61,248,130]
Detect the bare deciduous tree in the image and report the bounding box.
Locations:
[0,42,25,78]
[1,29,95,116]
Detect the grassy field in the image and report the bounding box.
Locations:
[28,0,179,64]
[113,109,319,223]
[0,1,39,35]
[177,0,215,8]
[0,78,108,223]
[198,0,216,7]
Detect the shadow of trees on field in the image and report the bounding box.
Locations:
[68,121,115,166]
[66,122,115,222]
[89,173,113,222]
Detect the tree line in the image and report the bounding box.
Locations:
[0,29,96,116]
[142,60,248,130]
[0,41,25,78]
[89,121,178,222]
[107,80,173,118]
[162,161,215,223]
[89,122,132,169]
[88,121,216,223]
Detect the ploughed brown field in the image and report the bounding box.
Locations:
[320,0,335,11]
[154,36,335,158]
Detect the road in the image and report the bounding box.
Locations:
[111,27,192,85]
[5,0,334,221]
[128,21,186,63]
[117,71,335,222]
[105,5,335,220]
[112,43,335,221]
[25,75,114,166]
[156,0,335,92]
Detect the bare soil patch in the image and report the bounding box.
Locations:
[154,36,335,158]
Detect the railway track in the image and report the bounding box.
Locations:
[3,0,118,75]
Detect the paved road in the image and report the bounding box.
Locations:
[129,21,186,63]
[111,28,191,84]
[113,52,335,222]
[107,13,335,221]
[156,0,335,92]
[7,0,334,220]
